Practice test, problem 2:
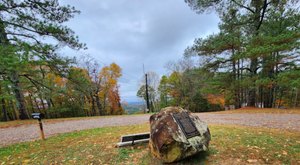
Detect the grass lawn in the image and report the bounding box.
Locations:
[0,124,299,165]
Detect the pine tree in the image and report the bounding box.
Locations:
[0,0,85,119]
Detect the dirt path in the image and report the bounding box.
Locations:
[0,113,299,147]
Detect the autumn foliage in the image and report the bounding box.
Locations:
[1,62,124,120]
[99,63,124,115]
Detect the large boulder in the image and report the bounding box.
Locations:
[149,107,210,163]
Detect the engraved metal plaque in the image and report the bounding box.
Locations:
[172,112,200,139]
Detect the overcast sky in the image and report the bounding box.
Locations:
[61,0,220,102]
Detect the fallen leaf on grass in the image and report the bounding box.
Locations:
[282,151,288,155]
[253,146,259,149]
[87,155,94,159]
[247,159,258,163]
[22,159,30,164]
[106,145,113,149]
[263,157,269,163]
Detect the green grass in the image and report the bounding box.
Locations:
[0,124,299,164]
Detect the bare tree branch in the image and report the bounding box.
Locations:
[231,0,255,13]
[6,32,41,44]
[21,74,52,90]
[3,21,46,35]
[256,0,269,31]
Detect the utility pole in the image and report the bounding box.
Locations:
[145,73,150,113]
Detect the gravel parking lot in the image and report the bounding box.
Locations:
[0,113,299,147]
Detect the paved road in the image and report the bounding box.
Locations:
[0,113,299,147]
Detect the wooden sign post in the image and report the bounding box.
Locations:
[38,118,45,140]
[31,113,45,140]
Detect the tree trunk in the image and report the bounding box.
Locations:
[103,93,107,113]
[240,59,245,106]
[39,95,48,118]
[264,87,274,108]
[294,88,298,108]
[90,94,96,116]
[290,88,294,107]
[1,20,13,120]
[248,58,257,107]
[11,72,29,119]
[278,89,283,108]
[28,93,35,112]
[9,100,18,120]
[248,47,258,106]
[95,94,104,115]
[232,56,241,109]
[1,98,8,121]
[237,59,241,108]
[46,99,51,109]
[50,98,55,108]
[273,52,279,108]
[260,86,263,108]
[248,0,269,107]
[0,84,9,121]
[272,86,277,108]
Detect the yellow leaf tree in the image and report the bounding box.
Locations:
[99,63,123,115]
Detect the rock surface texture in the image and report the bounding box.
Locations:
[149,107,210,163]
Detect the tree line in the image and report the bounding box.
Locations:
[0,0,123,121]
[138,0,300,112]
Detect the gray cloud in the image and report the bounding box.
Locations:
[61,0,219,102]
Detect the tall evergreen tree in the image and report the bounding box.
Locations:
[0,0,85,119]
[185,0,299,107]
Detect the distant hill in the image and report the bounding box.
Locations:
[126,101,144,105]
[122,101,146,114]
